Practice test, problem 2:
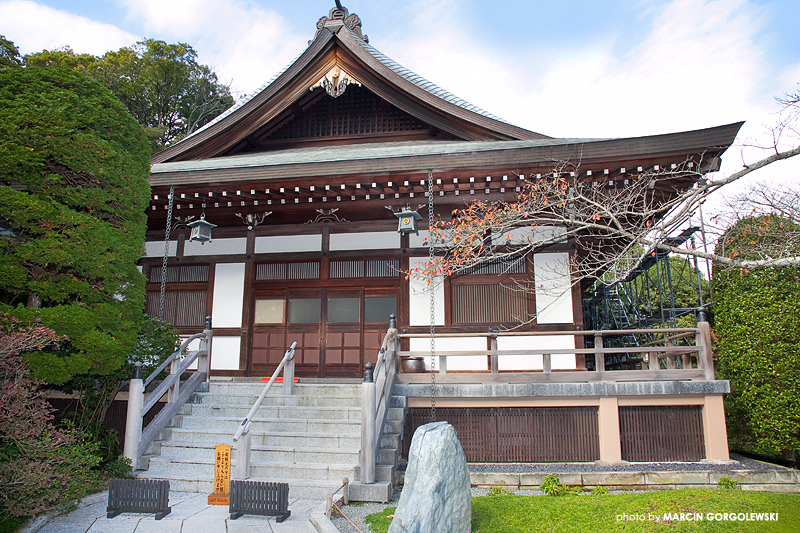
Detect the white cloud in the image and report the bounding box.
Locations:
[0,0,139,55]
[377,0,777,139]
[115,0,307,97]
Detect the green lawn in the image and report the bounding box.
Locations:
[364,489,800,532]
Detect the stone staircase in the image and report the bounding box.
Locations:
[136,377,406,502]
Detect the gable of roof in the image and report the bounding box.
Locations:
[152,6,547,164]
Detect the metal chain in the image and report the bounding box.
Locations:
[428,170,436,422]
[158,186,175,320]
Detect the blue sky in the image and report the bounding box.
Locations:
[1,0,799,201]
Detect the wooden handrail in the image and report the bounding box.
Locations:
[232,341,296,480]
[124,321,213,470]
[143,332,208,388]
[360,316,398,485]
[234,342,297,442]
[372,331,397,454]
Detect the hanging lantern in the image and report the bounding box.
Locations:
[394,209,423,235]
[187,214,217,244]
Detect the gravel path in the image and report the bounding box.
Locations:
[466,453,786,473]
[330,454,794,532]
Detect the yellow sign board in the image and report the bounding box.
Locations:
[208,443,231,505]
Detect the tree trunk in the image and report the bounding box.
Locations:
[27,292,42,308]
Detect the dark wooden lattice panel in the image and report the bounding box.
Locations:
[107,478,170,519]
[330,259,400,278]
[451,284,529,324]
[262,85,429,142]
[619,405,705,461]
[145,290,207,327]
[229,480,290,521]
[402,407,599,462]
[148,264,209,283]
[256,262,320,280]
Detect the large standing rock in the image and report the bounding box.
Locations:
[389,421,471,533]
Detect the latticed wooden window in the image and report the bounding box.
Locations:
[147,265,209,283]
[255,262,320,280]
[452,284,529,324]
[145,290,207,328]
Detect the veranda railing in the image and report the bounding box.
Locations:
[394,315,715,384]
[123,317,212,469]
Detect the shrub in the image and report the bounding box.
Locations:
[0,313,102,518]
[717,477,739,490]
[487,486,515,496]
[713,216,800,458]
[540,474,581,496]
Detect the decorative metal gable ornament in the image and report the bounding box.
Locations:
[394,209,424,235]
[311,65,360,98]
[187,214,217,244]
[310,2,368,44]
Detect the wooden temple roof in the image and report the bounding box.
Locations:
[151,5,547,165]
[146,4,744,230]
[151,122,744,187]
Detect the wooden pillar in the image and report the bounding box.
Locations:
[702,395,730,461]
[360,363,376,484]
[123,363,144,470]
[597,396,622,463]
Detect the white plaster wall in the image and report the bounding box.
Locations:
[144,240,177,258]
[408,257,444,326]
[181,336,202,370]
[330,231,400,250]
[410,336,488,371]
[184,237,247,256]
[255,234,321,254]
[492,226,567,246]
[496,335,576,370]
[534,252,574,324]
[210,336,241,370]
[211,263,245,328]
[409,230,449,249]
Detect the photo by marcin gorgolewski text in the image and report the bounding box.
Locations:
[618,512,780,523]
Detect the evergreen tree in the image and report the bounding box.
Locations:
[0,66,151,384]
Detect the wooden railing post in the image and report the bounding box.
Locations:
[489,331,499,374]
[123,362,144,470]
[696,310,715,380]
[594,332,605,373]
[198,316,212,390]
[665,339,676,369]
[234,429,252,480]
[542,353,552,373]
[648,345,660,371]
[360,362,376,484]
[283,350,295,396]
[167,356,180,403]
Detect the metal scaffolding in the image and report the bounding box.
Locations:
[582,227,708,370]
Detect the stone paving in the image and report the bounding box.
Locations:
[22,491,339,533]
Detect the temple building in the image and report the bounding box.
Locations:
[137,4,740,492]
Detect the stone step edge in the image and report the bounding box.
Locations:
[144,456,357,469]
[159,428,361,440]
[154,441,360,453]
[135,472,349,487]
[177,415,360,424]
